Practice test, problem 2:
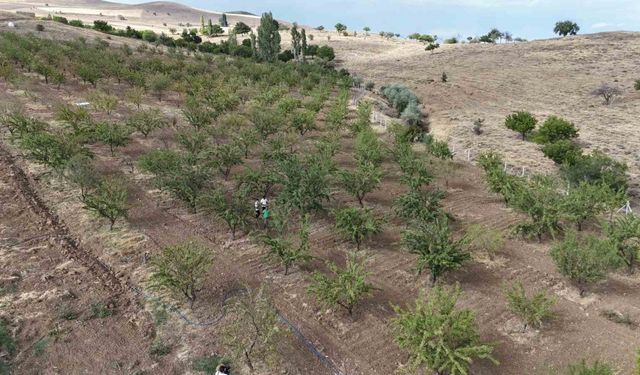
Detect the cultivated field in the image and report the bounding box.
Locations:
[0,2,639,375]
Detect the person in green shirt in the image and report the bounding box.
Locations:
[262,207,270,229]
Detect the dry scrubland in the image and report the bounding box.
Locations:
[325,32,640,197]
[0,4,639,375]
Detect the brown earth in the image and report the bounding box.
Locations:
[0,7,640,375]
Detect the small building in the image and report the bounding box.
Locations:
[7,22,15,28]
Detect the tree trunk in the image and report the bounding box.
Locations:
[430,273,437,286]
[244,350,254,373]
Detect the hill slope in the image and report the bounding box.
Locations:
[326,32,640,197]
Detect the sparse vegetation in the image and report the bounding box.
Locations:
[83,178,128,230]
[505,111,537,140]
[504,281,555,331]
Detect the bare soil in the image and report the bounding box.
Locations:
[0,7,639,375]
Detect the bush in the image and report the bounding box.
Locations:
[93,20,113,33]
[69,19,83,27]
[365,81,375,91]
[505,111,537,140]
[635,79,640,91]
[381,84,419,114]
[317,45,335,61]
[20,130,86,172]
[604,214,640,273]
[95,121,131,156]
[277,50,294,62]
[466,224,504,260]
[566,360,613,375]
[504,281,555,331]
[83,178,129,230]
[535,116,578,144]
[550,232,620,296]
[542,140,581,164]
[509,175,563,242]
[392,284,496,374]
[52,16,68,24]
[561,151,628,192]
[126,109,166,138]
[554,20,580,37]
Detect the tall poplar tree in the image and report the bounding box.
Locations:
[257,12,281,62]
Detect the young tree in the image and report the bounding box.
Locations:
[337,162,383,207]
[561,151,628,193]
[148,73,171,101]
[64,154,99,202]
[257,12,281,62]
[561,182,615,231]
[392,284,497,374]
[126,87,145,109]
[504,281,555,331]
[402,219,470,285]
[425,42,440,53]
[363,26,371,36]
[212,142,244,180]
[604,214,640,273]
[95,121,131,156]
[197,188,250,240]
[505,111,537,140]
[83,178,128,230]
[182,97,215,130]
[509,175,564,242]
[126,109,166,138]
[550,232,620,296]
[355,128,385,166]
[309,252,373,317]
[290,109,316,136]
[19,130,86,173]
[261,214,311,275]
[147,241,212,308]
[394,189,444,225]
[210,24,224,36]
[333,207,383,250]
[88,91,118,115]
[276,153,332,215]
[221,286,283,373]
[317,45,335,61]
[542,140,581,164]
[554,20,580,36]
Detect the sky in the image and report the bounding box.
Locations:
[121,0,639,40]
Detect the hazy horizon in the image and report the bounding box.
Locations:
[117,0,639,40]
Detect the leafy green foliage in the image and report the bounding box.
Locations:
[20,130,86,172]
[505,111,537,140]
[508,175,564,242]
[317,45,336,61]
[542,140,581,164]
[126,109,166,138]
[561,182,619,231]
[394,189,444,224]
[402,219,470,284]
[147,241,212,308]
[0,320,16,373]
[261,214,311,274]
[554,20,580,37]
[504,281,555,330]
[290,108,316,136]
[392,284,497,375]
[197,188,251,240]
[535,116,578,144]
[337,162,383,207]
[275,153,332,215]
[561,151,628,192]
[64,154,99,202]
[95,121,131,156]
[257,12,281,62]
[381,84,419,114]
[333,207,383,250]
[83,178,129,230]
[566,360,613,375]
[604,214,640,273]
[309,252,373,317]
[550,232,620,296]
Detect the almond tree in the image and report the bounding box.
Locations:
[126,109,167,138]
[83,178,128,230]
[337,162,383,207]
[504,281,555,332]
[333,207,383,250]
[147,241,212,308]
[197,188,251,240]
[261,214,311,275]
[392,284,497,374]
[309,252,373,317]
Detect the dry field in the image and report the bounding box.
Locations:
[323,32,640,197]
[0,3,639,375]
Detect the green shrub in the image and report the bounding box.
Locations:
[317,45,335,61]
[505,111,537,140]
[333,207,383,250]
[192,355,226,374]
[149,338,172,357]
[566,360,613,375]
[550,232,620,296]
[69,19,84,27]
[542,140,581,164]
[95,121,131,156]
[561,151,628,192]
[89,301,114,319]
[535,116,578,143]
[634,79,640,91]
[381,84,419,113]
[52,16,68,24]
[504,281,555,331]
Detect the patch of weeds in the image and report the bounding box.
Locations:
[192,355,227,374]
[149,338,172,357]
[33,337,49,356]
[0,321,16,374]
[600,309,637,329]
[151,302,168,326]
[57,303,79,321]
[0,281,18,297]
[89,301,114,319]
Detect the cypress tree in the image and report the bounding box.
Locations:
[250,31,258,59]
[291,23,301,61]
[257,12,281,62]
[207,18,213,35]
[219,13,228,27]
[200,15,205,34]
[301,28,307,62]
